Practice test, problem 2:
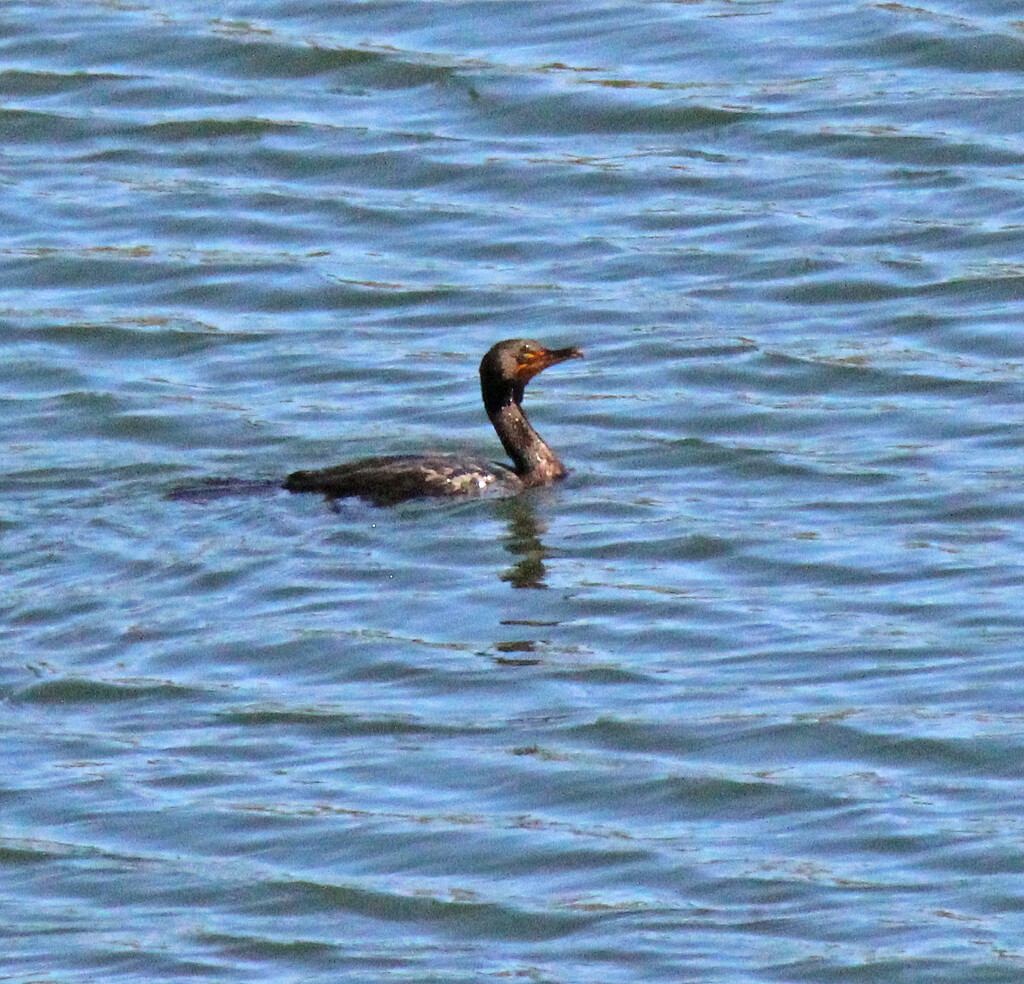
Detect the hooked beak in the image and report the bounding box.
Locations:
[518,345,584,382]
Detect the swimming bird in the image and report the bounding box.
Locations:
[283,338,582,505]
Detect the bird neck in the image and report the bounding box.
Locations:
[485,386,566,484]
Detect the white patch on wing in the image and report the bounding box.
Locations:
[441,469,497,494]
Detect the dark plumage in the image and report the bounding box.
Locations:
[283,338,582,506]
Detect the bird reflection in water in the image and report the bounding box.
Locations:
[497,496,551,590]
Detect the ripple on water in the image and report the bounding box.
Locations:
[4,0,1024,982]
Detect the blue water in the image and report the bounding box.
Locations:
[4,1,1024,981]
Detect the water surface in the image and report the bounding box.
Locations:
[4,1,1024,981]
